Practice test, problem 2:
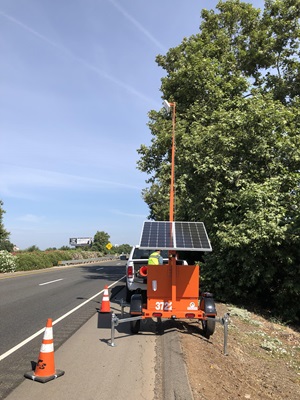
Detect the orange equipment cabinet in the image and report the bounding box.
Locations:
[142,253,206,320]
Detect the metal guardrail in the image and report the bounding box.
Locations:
[58,256,118,266]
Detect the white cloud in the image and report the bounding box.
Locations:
[0,9,158,106]
[17,214,45,223]
[108,0,167,52]
[111,209,147,218]
[0,164,142,199]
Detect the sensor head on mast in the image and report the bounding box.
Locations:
[163,99,171,113]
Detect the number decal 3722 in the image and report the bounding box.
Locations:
[155,301,172,311]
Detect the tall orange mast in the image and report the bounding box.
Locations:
[163,100,176,223]
[169,101,176,223]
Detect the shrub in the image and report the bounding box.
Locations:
[15,252,52,271]
[81,251,103,259]
[14,250,103,272]
[25,245,41,252]
[0,250,17,273]
[44,251,66,266]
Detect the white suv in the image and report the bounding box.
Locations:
[125,246,169,302]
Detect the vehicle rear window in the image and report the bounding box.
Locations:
[132,249,168,259]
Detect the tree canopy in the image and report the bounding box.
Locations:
[90,231,111,253]
[137,0,300,322]
[0,200,14,252]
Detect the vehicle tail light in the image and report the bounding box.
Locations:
[152,312,162,317]
[185,313,195,319]
[127,266,133,278]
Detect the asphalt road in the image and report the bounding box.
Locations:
[0,260,126,399]
[0,261,194,400]
[4,284,158,400]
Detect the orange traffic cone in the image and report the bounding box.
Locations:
[100,285,111,312]
[24,318,64,383]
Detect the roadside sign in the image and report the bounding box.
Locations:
[69,237,92,247]
[106,242,113,250]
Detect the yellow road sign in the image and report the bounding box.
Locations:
[106,242,113,250]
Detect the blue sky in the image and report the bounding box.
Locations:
[0,0,265,250]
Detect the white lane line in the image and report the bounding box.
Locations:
[96,268,103,271]
[39,279,63,286]
[0,275,126,361]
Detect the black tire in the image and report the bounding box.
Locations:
[130,319,140,334]
[202,317,216,339]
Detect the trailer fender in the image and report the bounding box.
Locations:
[200,295,217,315]
[130,293,143,315]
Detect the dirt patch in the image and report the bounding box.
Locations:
[179,303,300,400]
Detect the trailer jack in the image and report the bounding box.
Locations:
[109,313,143,347]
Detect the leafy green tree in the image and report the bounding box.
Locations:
[25,245,41,252]
[137,0,300,321]
[0,200,14,252]
[115,244,132,254]
[0,240,14,252]
[92,231,110,253]
[0,201,8,241]
[59,246,72,251]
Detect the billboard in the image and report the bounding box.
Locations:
[69,237,93,247]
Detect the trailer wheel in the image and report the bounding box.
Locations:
[125,286,132,303]
[130,294,142,334]
[130,319,141,334]
[202,317,216,339]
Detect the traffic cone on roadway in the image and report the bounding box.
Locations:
[24,318,64,383]
[100,285,111,312]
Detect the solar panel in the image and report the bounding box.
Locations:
[139,221,212,251]
[175,222,211,250]
[139,221,174,248]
